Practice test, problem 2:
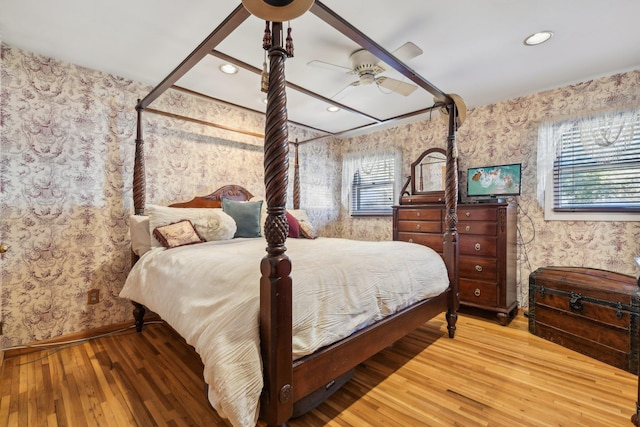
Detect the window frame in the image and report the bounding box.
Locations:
[539,108,640,221]
[344,150,401,217]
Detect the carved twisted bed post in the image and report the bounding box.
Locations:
[260,21,293,426]
[293,141,300,210]
[132,101,146,332]
[133,101,146,216]
[443,101,460,338]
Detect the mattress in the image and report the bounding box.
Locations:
[119,237,449,427]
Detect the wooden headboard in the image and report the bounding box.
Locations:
[168,184,254,208]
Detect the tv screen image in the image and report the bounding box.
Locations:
[467,163,522,198]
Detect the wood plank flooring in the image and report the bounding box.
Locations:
[1,311,636,426]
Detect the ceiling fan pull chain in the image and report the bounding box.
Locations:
[286,24,294,58]
[263,21,272,50]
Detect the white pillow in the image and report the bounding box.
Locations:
[146,204,237,247]
[130,215,151,256]
[191,210,237,241]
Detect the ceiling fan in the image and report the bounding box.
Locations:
[307,42,423,99]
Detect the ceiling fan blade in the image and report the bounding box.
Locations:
[307,60,352,73]
[376,77,418,96]
[392,41,423,62]
[332,81,359,100]
[376,41,424,69]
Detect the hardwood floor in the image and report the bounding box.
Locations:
[1,312,636,426]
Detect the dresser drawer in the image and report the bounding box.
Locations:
[459,221,497,236]
[460,208,498,221]
[397,232,443,252]
[459,235,497,257]
[397,209,442,221]
[397,220,442,233]
[460,279,498,307]
[459,255,498,281]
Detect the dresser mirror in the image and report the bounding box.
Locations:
[411,148,446,195]
[399,147,448,205]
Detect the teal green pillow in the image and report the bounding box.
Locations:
[222,198,263,238]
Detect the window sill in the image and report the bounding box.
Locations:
[544,208,639,222]
[544,190,639,221]
[350,212,393,217]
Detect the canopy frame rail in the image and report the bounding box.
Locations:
[135,1,456,136]
[145,107,265,139]
[136,4,250,111]
[143,95,445,144]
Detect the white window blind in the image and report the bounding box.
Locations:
[553,110,640,212]
[343,150,401,216]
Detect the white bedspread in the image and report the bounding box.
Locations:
[119,237,449,427]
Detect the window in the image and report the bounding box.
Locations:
[538,108,640,220]
[554,121,640,211]
[342,150,401,216]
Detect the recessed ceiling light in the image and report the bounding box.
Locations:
[327,106,340,112]
[219,64,238,74]
[524,31,553,46]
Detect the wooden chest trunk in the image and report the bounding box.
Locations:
[528,266,640,374]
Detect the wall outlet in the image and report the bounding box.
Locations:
[87,289,100,305]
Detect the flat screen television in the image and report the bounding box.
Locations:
[467,163,521,202]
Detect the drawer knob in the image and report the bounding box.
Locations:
[474,288,481,297]
[465,211,471,217]
[438,197,442,202]
[416,212,421,217]
[416,224,421,230]
[465,226,470,232]
[475,265,483,272]
[408,238,414,243]
[475,242,481,251]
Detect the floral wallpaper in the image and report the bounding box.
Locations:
[1,42,639,348]
[0,44,318,348]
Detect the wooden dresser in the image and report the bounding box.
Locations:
[393,202,518,325]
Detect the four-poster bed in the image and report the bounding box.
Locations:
[122,1,463,426]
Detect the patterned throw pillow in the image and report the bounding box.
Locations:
[152,220,205,249]
[289,209,318,239]
[298,220,317,239]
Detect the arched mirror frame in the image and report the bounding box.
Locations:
[411,147,447,197]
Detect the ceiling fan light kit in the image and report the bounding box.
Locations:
[309,41,423,99]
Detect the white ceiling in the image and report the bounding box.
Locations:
[2,0,640,135]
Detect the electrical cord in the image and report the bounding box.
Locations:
[514,200,536,314]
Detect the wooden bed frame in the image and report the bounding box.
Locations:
[129,2,462,426]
